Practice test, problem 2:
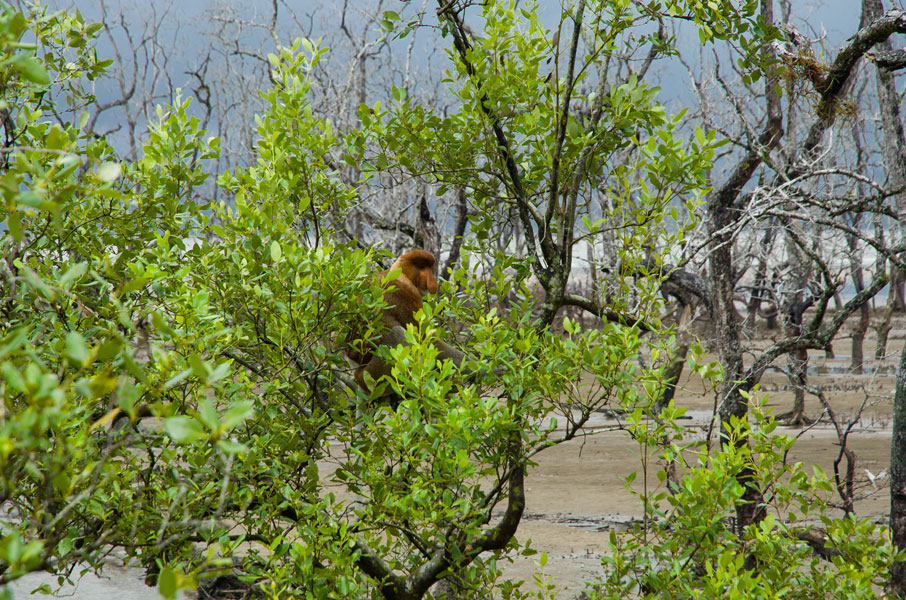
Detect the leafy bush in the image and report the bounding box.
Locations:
[593,401,899,600]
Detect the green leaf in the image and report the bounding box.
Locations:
[216,439,249,454]
[0,328,29,358]
[59,262,88,288]
[12,55,50,85]
[221,400,254,430]
[188,353,210,378]
[206,360,231,384]
[694,125,706,147]
[65,331,89,366]
[151,311,178,337]
[197,399,219,430]
[163,368,192,390]
[7,212,22,242]
[17,191,44,209]
[562,317,575,334]
[158,565,177,600]
[270,240,282,262]
[165,416,205,444]
[121,276,152,295]
[1,363,26,394]
[2,533,23,563]
[52,471,70,494]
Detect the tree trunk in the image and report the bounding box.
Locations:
[657,305,692,495]
[890,343,906,597]
[711,239,764,533]
[875,287,895,361]
[849,232,869,374]
[587,243,598,330]
[859,0,906,593]
[787,347,809,424]
[441,186,469,276]
[874,220,895,362]
[745,222,775,333]
[705,0,781,535]
[776,227,815,426]
[656,305,692,416]
[416,180,440,257]
[780,300,813,427]
[763,303,778,330]
[851,306,869,374]
[893,267,906,312]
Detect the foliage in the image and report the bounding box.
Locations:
[0,2,896,600]
[0,5,658,598]
[361,0,718,315]
[592,400,900,599]
[219,39,355,241]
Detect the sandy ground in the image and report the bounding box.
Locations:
[6,323,904,599]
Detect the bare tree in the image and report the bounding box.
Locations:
[857,1,906,593]
[670,0,906,533]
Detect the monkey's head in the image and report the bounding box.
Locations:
[394,249,438,297]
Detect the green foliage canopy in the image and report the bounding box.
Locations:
[0,2,898,599]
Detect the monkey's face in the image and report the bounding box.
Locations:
[397,250,438,297]
[416,266,438,297]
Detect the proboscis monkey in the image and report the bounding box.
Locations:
[347,249,472,394]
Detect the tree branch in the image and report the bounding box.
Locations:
[436,1,550,284]
[743,272,888,387]
[868,48,906,71]
[788,9,906,170]
[353,538,409,600]
[546,0,586,251]
[561,293,653,331]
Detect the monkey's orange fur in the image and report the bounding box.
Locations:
[348,250,449,391]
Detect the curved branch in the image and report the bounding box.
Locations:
[471,435,525,553]
[353,433,527,599]
[787,9,906,174]
[436,1,550,283]
[743,272,888,388]
[869,48,906,71]
[561,293,652,331]
[353,538,409,600]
